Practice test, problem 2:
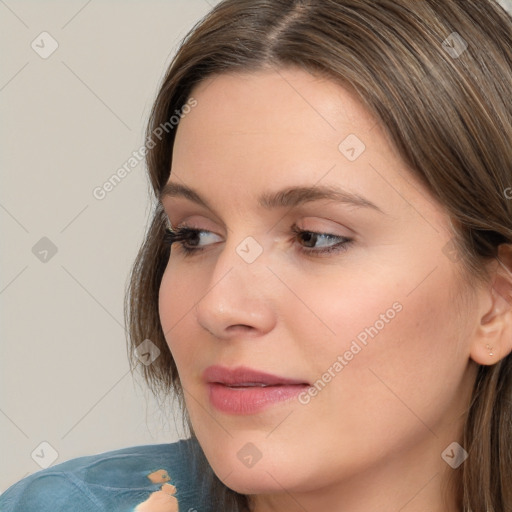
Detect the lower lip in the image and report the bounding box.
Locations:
[208,383,308,414]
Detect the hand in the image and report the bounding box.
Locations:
[134,483,179,512]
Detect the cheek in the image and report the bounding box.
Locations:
[301,262,469,432]
[158,266,202,371]
[293,249,463,365]
[282,264,404,367]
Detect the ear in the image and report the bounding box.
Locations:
[470,244,512,366]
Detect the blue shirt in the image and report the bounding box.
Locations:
[0,438,219,511]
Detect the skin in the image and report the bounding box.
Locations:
[134,483,178,512]
[158,68,512,512]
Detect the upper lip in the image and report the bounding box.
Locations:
[203,365,309,387]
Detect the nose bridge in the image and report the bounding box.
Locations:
[195,232,275,337]
[210,225,269,289]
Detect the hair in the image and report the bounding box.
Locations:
[124,1,512,510]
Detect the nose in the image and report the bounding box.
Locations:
[194,240,277,340]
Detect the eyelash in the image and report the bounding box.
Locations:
[163,225,353,257]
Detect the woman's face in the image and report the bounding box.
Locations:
[158,68,480,508]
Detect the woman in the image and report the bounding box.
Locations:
[2,0,511,511]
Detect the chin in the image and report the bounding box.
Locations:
[215,462,295,495]
[201,440,313,495]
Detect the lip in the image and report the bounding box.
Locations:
[203,365,310,415]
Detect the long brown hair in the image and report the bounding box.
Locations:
[124,1,512,510]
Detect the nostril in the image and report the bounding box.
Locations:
[227,324,254,333]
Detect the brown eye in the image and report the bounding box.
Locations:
[163,227,220,256]
[291,225,353,256]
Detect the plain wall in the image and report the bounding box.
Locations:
[0,0,219,493]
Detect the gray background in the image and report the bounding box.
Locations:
[1,0,511,495]
[0,0,219,493]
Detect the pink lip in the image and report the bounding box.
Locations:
[203,365,309,415]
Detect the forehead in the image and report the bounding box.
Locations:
[168,68,444,230]
[176,68,378,144]
[172,69,382,185]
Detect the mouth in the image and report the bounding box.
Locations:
[203,365,310,414]
[203,365,310,387]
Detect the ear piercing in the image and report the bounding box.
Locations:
[485,343,494,357]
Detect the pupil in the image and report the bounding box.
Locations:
[189,232,200,246]
[302,232,316,248]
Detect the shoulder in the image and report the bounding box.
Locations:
[0,438,216,512]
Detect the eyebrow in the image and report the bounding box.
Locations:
[159,182,384,214]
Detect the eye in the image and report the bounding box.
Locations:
[290,225,353,256]
[163,226,221,256]
[163,224,353,257]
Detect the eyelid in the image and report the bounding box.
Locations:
[165,215,354,240]
[293,216,355,236]
[163,203,359,233]
[164,213,226,234]
[162,202,227,233]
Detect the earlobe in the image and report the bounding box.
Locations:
[469,244,512,366]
